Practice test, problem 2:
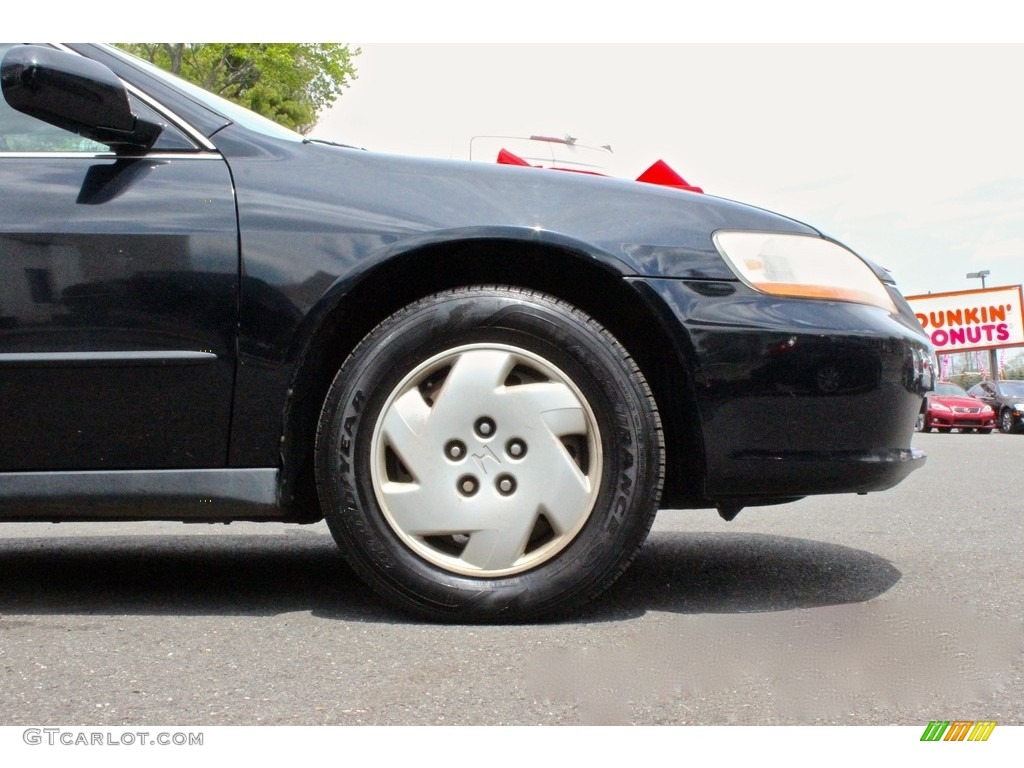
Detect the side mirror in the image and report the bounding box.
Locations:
[1,45,162,152]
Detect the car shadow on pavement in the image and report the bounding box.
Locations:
[0,530,392,621]
[0,528,899,623]
[582,531,902,621]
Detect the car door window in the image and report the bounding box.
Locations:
[127,94,198,150]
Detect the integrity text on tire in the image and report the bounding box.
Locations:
[314,286,663,622]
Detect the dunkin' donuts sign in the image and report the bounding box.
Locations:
[906,285,1024,353]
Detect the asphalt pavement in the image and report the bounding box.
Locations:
[0,431,1021,725]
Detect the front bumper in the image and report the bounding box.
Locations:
[927,409,995,430]
[634,277,932,500]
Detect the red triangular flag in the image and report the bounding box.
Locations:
[496,148,531,166]
[636,159,703,193]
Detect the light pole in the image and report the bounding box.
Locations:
[967,269,990,289]
[966,270,999,380]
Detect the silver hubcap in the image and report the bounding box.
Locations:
[370,344,602,576]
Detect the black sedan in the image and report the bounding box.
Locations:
[968,379,1024,434]
[0,44,933,621]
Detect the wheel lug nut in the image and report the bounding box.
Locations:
[496,474,517,496]
[506,439,527,458]
[458,475,479,497]
[445,440,466,460]
[474,417,496,438]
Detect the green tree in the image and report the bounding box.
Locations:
[117,43,359,134]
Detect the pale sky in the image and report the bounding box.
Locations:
[313,43,1024,298]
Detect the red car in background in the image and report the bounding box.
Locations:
[917,382,995,433]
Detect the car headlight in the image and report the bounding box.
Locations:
[930,402,952,412]
[981,405,994,414]
[713,231,897,312]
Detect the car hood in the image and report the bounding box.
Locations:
[930,396,989,409]
[219,129,823,282]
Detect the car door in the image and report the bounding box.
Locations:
[0,44,239,471]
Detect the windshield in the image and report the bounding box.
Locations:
[99,44,304,143]
[998,381,1024,397]
[933,383,969,397]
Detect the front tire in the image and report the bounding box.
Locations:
[999,408,1017,434]
[315,287,664,622]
